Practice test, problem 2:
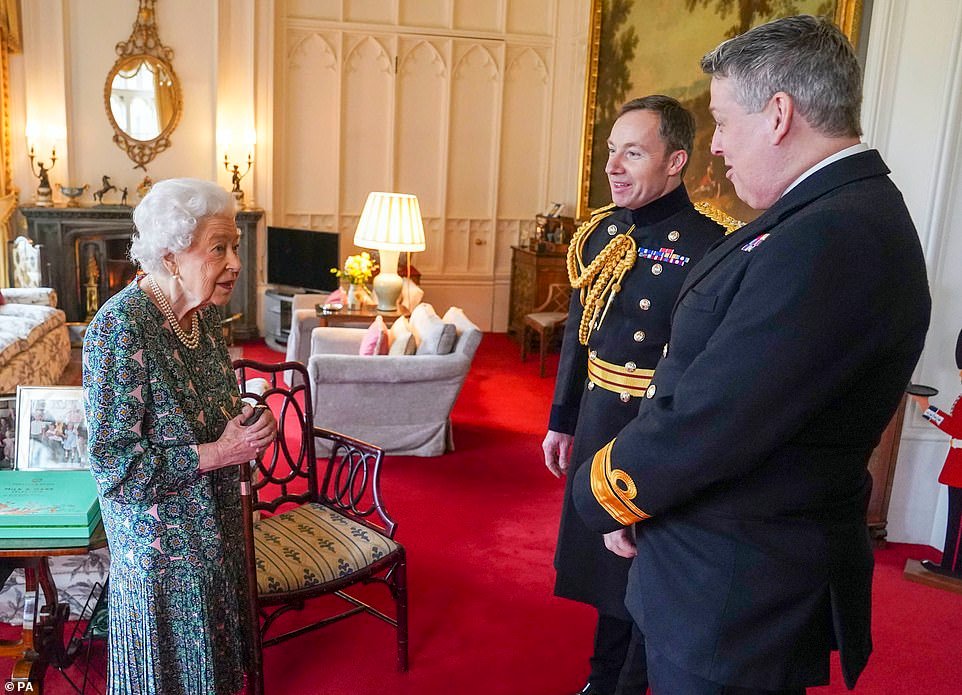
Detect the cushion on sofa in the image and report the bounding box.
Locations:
[409,303,457,355]
[359,316,389,355]
[388,316,417,356]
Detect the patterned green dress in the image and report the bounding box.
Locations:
[82,281,249,695]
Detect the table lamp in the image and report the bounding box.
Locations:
[354,192,426,311]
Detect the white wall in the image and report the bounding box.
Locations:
[9,0,962,548]
[861,0,962,545]
[13,0,223,199]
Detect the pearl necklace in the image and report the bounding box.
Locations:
[148,274,200,349]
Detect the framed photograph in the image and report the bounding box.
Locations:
[14,386,90,471]
[0,395,16,470]
[577,0,865,221]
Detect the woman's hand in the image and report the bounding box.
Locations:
[198,404,278,473]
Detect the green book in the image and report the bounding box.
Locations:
[0,470,101,539]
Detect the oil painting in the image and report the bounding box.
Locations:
[578,0,864,221]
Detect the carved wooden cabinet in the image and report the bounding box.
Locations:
[507,246,568,338]
[867,394,908,543]
[20,206,263,340]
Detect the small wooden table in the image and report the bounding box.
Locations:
[0,524,107,693]
[314,305,405,328]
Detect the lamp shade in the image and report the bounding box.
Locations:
[353,192,426,252]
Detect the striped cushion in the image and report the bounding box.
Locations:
[253,502,399,595]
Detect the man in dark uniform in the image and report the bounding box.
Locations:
[572,16,931,694]
[543,95,729,695]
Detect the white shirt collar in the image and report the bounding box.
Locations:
[781,142,869,198]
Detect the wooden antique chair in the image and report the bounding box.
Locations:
[233,359,408,694]
[520,283,572,377]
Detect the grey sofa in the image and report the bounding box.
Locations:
[306,308,482,456]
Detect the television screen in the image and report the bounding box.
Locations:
[266,226,339,293]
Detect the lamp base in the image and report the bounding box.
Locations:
[373,272,403,311]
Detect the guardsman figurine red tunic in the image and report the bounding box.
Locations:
[912,328,962,577]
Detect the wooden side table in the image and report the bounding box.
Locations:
[314,305,405,329]
[0,524,107,692]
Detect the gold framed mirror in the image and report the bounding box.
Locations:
[104,0,182,170]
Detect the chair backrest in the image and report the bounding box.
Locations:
[441,307,483,362]
[533,283,572,314]
[233,358,397,538]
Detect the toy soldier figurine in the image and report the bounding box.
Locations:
[911,328,962,577]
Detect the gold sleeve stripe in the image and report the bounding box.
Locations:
[589,439,651,525]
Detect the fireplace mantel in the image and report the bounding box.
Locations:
[19,205,263,340]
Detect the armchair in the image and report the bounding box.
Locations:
[284,293,330,381]
[307,307,482,456]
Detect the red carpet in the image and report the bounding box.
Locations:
[5,334,962,694]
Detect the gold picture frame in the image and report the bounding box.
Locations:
[577,0,864,221]
[15,386,90,471]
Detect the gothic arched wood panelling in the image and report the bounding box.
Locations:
[341,34,394,215]
[500,46,551,219]
[285,32,340,217]
[397,38,448,272]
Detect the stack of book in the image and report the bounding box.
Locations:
[0,470,101,545]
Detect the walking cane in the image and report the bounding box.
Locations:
[239,404,268,695]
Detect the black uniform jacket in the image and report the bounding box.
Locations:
[550,185,726,616]
[572,150,931,688]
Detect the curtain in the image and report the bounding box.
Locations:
[153,61,174,134]
[0,0,21,287]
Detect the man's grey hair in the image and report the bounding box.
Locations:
[700,15,862,137]
[130,178,235,274]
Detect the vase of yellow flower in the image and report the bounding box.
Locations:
[331,252,378,311]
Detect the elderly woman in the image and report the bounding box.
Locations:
[83,178,276,694]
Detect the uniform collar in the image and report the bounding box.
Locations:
[628,184,690,227]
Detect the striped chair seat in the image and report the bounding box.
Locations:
[253,502,399,595]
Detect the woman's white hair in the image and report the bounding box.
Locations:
[129,178,235,274]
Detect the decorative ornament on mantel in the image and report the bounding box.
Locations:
[28,145,56,207]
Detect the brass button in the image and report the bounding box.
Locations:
[620,391,631,403]
[625,361,636,372]
[633,331,646,342]
[607,224,618,235]
[668,230,680,242]
[662,343,669,357]
[587,381,595,391]
[651,263,663,276]
[589,350,597,360]
[646,384,657,399]
[639,298,651,310]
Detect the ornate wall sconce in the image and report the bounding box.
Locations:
[28,144,57,207]
[224,152,253,208]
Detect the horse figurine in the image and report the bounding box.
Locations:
[93,175,118,204]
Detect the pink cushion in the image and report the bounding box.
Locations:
[358,315,389,356]
[326,288,345,304]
